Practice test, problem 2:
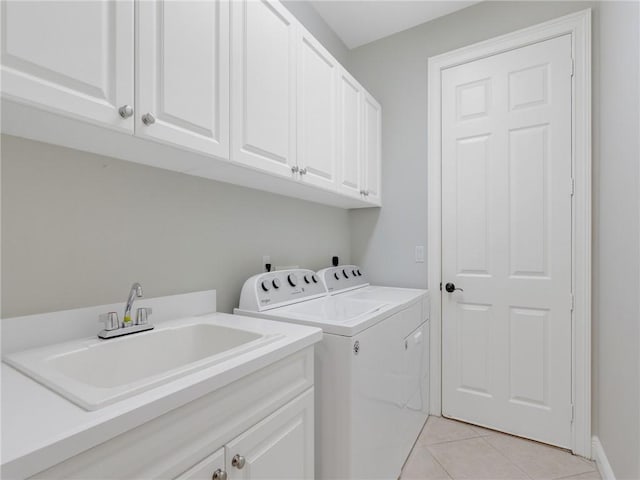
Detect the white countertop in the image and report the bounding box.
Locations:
[1,313,322,479]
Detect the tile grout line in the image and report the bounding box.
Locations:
[479,436,534,479]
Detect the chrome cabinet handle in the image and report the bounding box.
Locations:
[291,165,299,174]
[118,105,133,119]
[232,454,246,469]
[141,113,156,125]
[299,167,307,175]
[212,469,227,480]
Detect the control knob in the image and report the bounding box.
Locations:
[342,269,349,279]
[288,273,298,287]
[261,280,270,292]
[272,278,281,289]
[334,272,340,280]
[304,274,310,284]
[312,274,319,283]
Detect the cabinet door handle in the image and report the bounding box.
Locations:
[141,113,156,125]
[291,165,299,174]
[299,167,307,175]
[232,454,246,469]
[118,105,133,119]
[212,468,227,480]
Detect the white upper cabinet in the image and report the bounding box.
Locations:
[336,68,363,198]
[1,0,134,131]
[362,93,382,205]
[231,0,297,178]
[136,0,229,158]
[296,28,338,191]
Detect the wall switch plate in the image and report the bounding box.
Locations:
[415,246,425,263]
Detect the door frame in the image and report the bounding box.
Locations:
[427,9,592,457]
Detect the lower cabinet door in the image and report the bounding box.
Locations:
[176,447,225,480]
[225,388,314,480]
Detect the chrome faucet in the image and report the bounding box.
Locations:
[124,282,143,325]
[97,282,154,339]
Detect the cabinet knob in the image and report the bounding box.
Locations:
[118,105,133,119]
[212,469,227,480]
[232,454,246,469]
[299,167,307,175]
[141,113,156,125]
[291,165,299,174]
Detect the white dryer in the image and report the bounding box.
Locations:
[235,268,429,480]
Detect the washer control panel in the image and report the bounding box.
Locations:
[238,269,327,311]
[317,265,368,293]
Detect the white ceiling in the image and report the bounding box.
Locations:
[309,1,481,49]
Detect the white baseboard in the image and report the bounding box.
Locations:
[592,436,616,480]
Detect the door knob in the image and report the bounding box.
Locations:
[232,454,246,469]
[445,283,463,293]
[212,469,227,480]
[118,105,133,118]
[141,113,156,125]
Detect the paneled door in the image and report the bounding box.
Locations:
[441,35,573,448]
[136,0,229,158]
[297,28,338,190]
[231,0,297,178]
[362,92,382,204]
[225,389,313,480]
[336,68,363,198]
[1,0,134,131]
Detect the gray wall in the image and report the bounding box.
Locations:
[348,1,640,478]
[1,135,350,316]
[282,0,350,64]
[0,0,352,318]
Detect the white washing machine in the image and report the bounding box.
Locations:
[234,268,429,480]
[316,265,430,470]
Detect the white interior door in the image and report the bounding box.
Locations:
[1,0,134,131]
[441,34,573,448]
[297,28,338,190]
[136,0,229,158]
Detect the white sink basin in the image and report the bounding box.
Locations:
[3,320,281,410]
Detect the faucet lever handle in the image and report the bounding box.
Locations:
[136,307,153,325]
[99,312,120,331]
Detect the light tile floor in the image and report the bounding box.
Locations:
[400,417,600,480]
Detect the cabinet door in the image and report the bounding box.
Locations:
[136,0,229,158]
[1,0,134,131]
[176,447,225,480]
[297,28,338,190]
[336,69,363,198]
[362,93,382,205]
[231,0,297,178]
[225,389,313,480]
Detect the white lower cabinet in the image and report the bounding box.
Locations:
[30,349,314,480]
[225,389,314,480]
[176,448,225,480]
[177,389,313,480]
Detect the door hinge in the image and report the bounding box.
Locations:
[440,282,442,291]
[570,404,575,423]
[569,57,575,77]
[569,177,575,196]
[569,292,575,311]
